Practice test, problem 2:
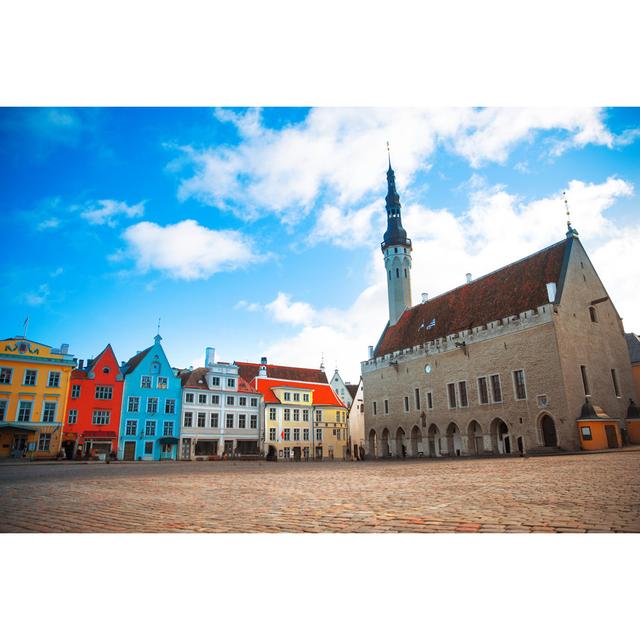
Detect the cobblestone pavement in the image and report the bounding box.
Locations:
[0,451,638,532]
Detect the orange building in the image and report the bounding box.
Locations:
[576,399,622,450]
[626,400,640,444]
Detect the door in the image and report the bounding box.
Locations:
[541,416,557,447]
[181,439,191,460]
[605,425,618,449]
[123,441,136,461]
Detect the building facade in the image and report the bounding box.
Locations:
[362,161,637,457]
[329,368,356,408]
[61,344,124,459]
[625,333,640,401]
[179,347,262,459]
[347,378,365,458]
[118,334,182,461]
[0,336,75,459]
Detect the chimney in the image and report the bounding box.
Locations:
[368,345,374,359]
[546,282,557,304]
[205,347,216,368]
[78,359,84,370]
[421,293,428,303]
[260,356,267,365]
[466,273,472,284]
[60,343,69,354]
[259,356,267,377]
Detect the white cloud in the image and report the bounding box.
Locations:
[80,199,145,226]
[236,176,637,381]
[120,219,263,280]
[174,107,622,226]
[309,202,383,248]
[37,217,61,230]
[23,283,50,306]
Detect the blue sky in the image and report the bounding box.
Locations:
[1,107,639,380]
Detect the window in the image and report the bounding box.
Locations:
[302,409,309,421]
[303,393,309,402]
[17,401,32,422]
[447,383,457,408]
[250,397,258,407]
[284,392,291,401]
[226,396,235,406]
[478,377,489,404]
[284,428,291,441]
[198,394,207,404]
[315,410,322,422]
[184,412,193,427]
[210,413,219,428]
[458,381,468,407]
[373,401,377,415]
[283,447,290,459]
[227,378,235,388]
[38,433,51,451]
[293,409,300,421]
[303,428,309,440]
[157,376,168,389]
[581,426,593,441]
[0,367,12,384]
[384,400,389,414]
[293,427,300,440]
[239,396,247,406]
[103,367,110,374]
[580,366,591,396]
[284,408,291,421]
[42,402,57,423]
[269,407,277,421]
[250,415,257,429]
[211,395,220,405]
[239,414,246,429]
[197,412,206,428]
[396,268,400,278]
[163,421,173,436]
[47,371,60,387]
[414,388,421,410]
[128,396,140,412]
[269,427,276,441]
[226,414,234,429]
[589,306,598,323]
[144,441,153,455]
[95,385,113,400]
[68,408,78,424]
[24,369,37,386]
[611,369,621,397]
[316,428,323,441]
[211,376,220,386]
[141,376,151,389]
[92,410,110,425]
[145,420,156,436]
[125,420,137,436]
[293,393,300,402]
[490,375,502,403]
[147,397,158,413]
[185,392,195,403]
[403,396,409,412]
[513,370,527,400]
[426,392,433,410]
[165,399,175,414]
[71,384,81,399]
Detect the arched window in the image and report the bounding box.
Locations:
[396,268,400,278]
[388,270,391,281]
[404,268,407,278]
[589,306,598,323]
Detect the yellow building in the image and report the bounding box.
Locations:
[254,377,348,460]
[0,336,75,459]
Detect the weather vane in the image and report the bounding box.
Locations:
[563,191,572,231]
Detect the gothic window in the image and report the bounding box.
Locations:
[589,306,598,322]
[388,270,391,280]
[396,268,399,278]
[404,268,407,278]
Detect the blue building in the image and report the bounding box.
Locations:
[118,334,181,460]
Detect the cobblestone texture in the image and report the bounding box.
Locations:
[0,451,638,532]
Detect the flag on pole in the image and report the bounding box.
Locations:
[23,316,29,338]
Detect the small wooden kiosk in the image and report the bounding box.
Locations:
[577,398,622,450]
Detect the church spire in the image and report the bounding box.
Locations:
[382,148,410,250]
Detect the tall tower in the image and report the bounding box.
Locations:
[381,152,412,325]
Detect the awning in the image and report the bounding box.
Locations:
[158,437,179,445]
[83,431,117,439]
[0,423,38,433]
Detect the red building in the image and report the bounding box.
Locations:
[61,344,124,459]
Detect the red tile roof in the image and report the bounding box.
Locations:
[71,370,89,379]
[374,239,568,358]
[236,362,328,384]
[180,367,258,394]
[122,346,152,374]
[254,377,346,407]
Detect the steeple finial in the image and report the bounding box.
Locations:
[563,191,579,238]
[154,317,162,343]
[387,140,391,170]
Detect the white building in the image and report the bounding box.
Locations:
[347,378,365,458]
[329,368,357,408]
[179,348,262,459]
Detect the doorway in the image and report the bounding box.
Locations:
[605,425,619,448]
[123,441,136,461]
[541,415,558,447]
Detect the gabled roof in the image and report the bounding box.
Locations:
[254,377,346,407]
[374,238,568,358]
[236,361,328,384]
[346,384,360,399]
[625,333,640,364]
[121,346,152,375]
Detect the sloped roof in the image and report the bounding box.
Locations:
[181,366,258,394]
[236,361,328,384]
[625,333,640,364]
[346,384,360,399]
[121,346,152,375]
[254,377,346,407]
[374,238,568,358]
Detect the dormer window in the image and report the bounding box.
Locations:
[589,306,598,323]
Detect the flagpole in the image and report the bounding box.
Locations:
[23,316,29,339]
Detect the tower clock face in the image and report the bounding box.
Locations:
[424,363,432,374]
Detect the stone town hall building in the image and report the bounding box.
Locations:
[361,159,637,457]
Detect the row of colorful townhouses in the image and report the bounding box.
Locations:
[0,334,350,461]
